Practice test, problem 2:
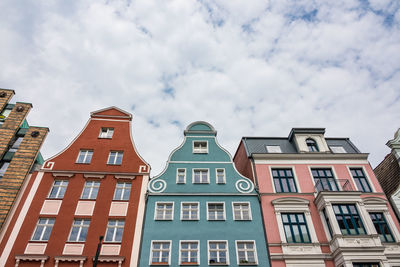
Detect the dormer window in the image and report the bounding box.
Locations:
[266,145,282,153]
[99,128,114,139]
[306,138,319,152]
[193,141,208,153]
[330,146,346,153]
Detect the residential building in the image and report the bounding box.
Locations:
[139,121,270,267]
[374,129,400,222]
[0,88,48,229]
[234,128,400,267]
[0,107,150,267]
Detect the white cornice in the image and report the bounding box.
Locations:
[251,153,369,161]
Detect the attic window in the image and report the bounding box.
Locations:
[330,146,346,153]
[266,145,282,153]
[306,138,319,152]
[193,141,208,153]
[99,128,114,139]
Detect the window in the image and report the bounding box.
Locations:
[181,203,199,220]
[208,203,225,220]
[155,202,174,220]
[31,218,55,241]
[193,169,209,184]
[151,241,171,265]
[0,108,11,125]
[312,168,338,192]
[350,168,372,193]
[8,136,23,152]
[49,180,69,199]
[99,127,114,138]
[266,145,282,153]
[0,161,10,177]
[236,241,257,265]
[370,212,395,242]
[353,263,380,267]
[216,169,226,184]
[330,146,346,153]
[272,169,297,193]
[193,141,208,153]
[306,138,319,152]
[180,241,199,265]
[68,219,90,242]
[177,169,186,184]
[107,151,123,165]
[233,203,251,220]
[105,220,124,242]
[333,204,366,235]
[282,213,311,243]
[76,150,93,164]
[208,241,228,265]
[81,181,100,199]
[113,182,131,200]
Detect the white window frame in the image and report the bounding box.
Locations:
[99,127,114,139]
[81,180,100,200]
[104,219,125,242]
[346,165,376,193]
[235,240,258,265]
[269,166,301,193]
[193,140,208,154]
[177,168,186,184]
[31,218,55,241]
[232,202,252,221]
[113,182,131,201]
[107,151,124,165]
[181,202,200,221]
[272,197,318,244]
[76,150,93,164]
[265,145,282,153]
[179,240,200,265]
[154,202,174,220]
[208,240,229,265]
[216,168,226,184]
[67,219,90,242]
[149,240,172,265]
[192,169,210,184]
[330,146,346,153]
[207,202,226,221]
[48,180,69,199]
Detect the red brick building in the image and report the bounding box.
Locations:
[0,107,150,267]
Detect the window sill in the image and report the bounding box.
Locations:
[151,262,169,265]
[180,262,199,265]
[209,263,228,265]
[239,263,257,265]
[75,162,91,165]
[102,241,122,244]
[107,164,122,166]
[65,241,86,244]
[181,219,199,221]
[29,240,49,243]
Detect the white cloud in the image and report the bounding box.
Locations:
[0,0,399,174]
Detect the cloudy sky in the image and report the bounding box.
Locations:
[1,0,399,175]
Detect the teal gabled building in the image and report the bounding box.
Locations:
[138,122,270,267]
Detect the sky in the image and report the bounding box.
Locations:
[1,0,399,175]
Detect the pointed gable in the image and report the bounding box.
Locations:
[91,106,132,120]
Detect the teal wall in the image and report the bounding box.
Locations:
[139,122,270,267]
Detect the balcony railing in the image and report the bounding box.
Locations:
[314,179,354,193]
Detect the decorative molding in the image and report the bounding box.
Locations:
[40,200,62,215]
[114,175,136,180]
[100,244,121,255]
[83,173,105,179]
[235,179,254,193]
[42,162,54,170]
[54,256,86,267]
[93,256,124,267]
[75,201,95,216]
[15,255,48,267]
[148,179,167,193]
[52,172,74,178]
[272,197,310,207]
[62,244,84,255]
[24,243,47,254]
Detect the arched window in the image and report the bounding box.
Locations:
[306,138,319,152]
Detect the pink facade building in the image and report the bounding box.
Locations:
[234,128,400,267]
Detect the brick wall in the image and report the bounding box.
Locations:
[0,126,49,227]
[374,153,400,196]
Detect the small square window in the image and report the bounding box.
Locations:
[193,141,208,153]
[76,150,93,164]
[68,219,90,242]
[177,169,186,184]
[330,146,346,153]
[208,241,228,265]
[151,241,171,265]
[207,203,225,220]
[193,169,209,184]
[81,181,100,199]
[233,203,252,220]
[180,241,199,265]
[236,241,257,265]
[104,220,124,242]
[49,180,69,199]
[216,169,226,184]
[155,202,174,220]
[99,127,114,138]
[181,202,199,220]
[113,182,131,200]
[266,145,282,153]
[107,151,123,165]
[31,218,55,241]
